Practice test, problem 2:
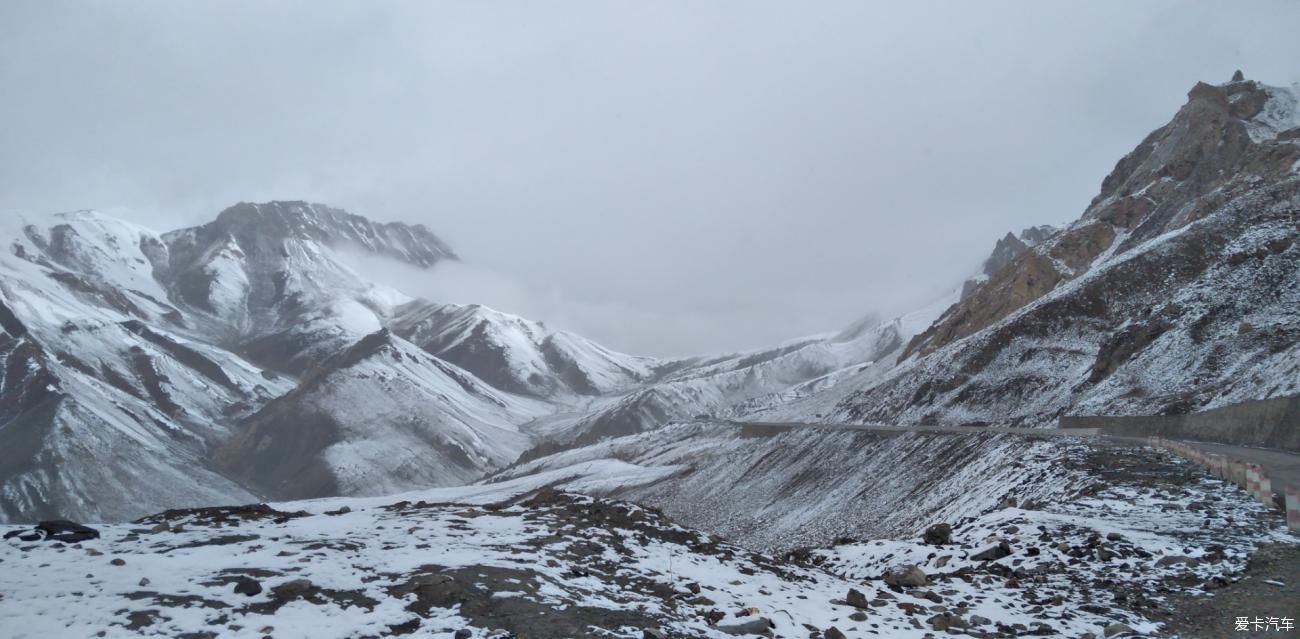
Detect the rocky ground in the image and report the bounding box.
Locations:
[0,441,1294,638]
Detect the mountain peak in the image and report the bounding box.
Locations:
[205,201,457,268]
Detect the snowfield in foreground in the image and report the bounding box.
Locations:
[0,441,1291,639]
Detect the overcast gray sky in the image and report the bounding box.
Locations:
[3,1,1299,356]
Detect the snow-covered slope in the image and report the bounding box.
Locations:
[1,204,617,523]
[2,438,1287,639]
[390,300,660,398]
[519,292,955,455]
[498,421,1077,551]
[0,212,291,523]
[215,330,550,500]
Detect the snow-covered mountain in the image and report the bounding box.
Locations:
[10,199,928,522]
[214,329,550,500]
[7,73,1300,536]
[791,74,1300,428]
[0,203,651,522]
[390,300,661,398]
[514,297,953,457]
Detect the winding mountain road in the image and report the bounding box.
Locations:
[732,421,1299,490]
[727,420,1101,438]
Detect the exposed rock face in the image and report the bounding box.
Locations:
[835,76,1300,426]
[909,77,1300,363]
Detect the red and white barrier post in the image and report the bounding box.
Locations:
[1258,470,1275,509]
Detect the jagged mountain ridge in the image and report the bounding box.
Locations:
[390,300,662,399]
[825,75,1300,426]
[0,205,658,522]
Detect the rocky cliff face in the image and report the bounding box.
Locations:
[909,76,1300,363]
[834,75,1300,426]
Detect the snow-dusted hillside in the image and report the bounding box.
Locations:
[0,212,291,523]
[518,296,955,454]
[1,204,642,523]
[215,330,551,500]
[390,300,661,399]
[497,420,1079,551]
[2,438,1287,639]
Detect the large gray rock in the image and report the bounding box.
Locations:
[884,564,928,588]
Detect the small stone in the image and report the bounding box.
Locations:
[849,611,868,621]
[970,615,992,626]
[846,587,870,609]
[138,578,150,587]
[109,558,126,567]
[686,582,702,594]
[234,577,263,596]
[824,627,847,639]
[455,630,473,639]
[85,548,103,557]
[643,629,664,639]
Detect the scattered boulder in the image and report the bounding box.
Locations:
[38,520,101,543]
[884,565,928,588]
[923,523,952,546]
[1105,622,1136,637]
[928,613,967,631]
[110,558,126,567]
[643,629,665,639]
[717,617,773,636]
[4,520,100,543]
[971,541,1012,562]
[455,630,473,639]
[272,578,316,601]
[234,577,263,597]
[1155,555,1200,568]
[846,587,869,609]
[824,627,847,639]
